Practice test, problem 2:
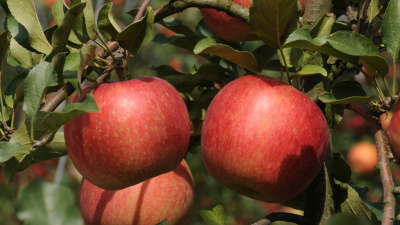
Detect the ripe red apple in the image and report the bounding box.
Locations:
[346,142,378,175]
[64,77,190,190]
[388,106,400,159]
[380,111,393,133]
[201,75,329,203]
[80,160,194,225]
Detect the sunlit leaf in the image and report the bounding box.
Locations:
[97,2,121,41]
[200,205,226,225]
[382,0,400,61]
[319,81,375,104]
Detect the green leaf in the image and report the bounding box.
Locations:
[335,183,380,225]
[52,0,84,45]
[78,44,97,88]
[349,184,384,221]
[52,52,68,84]
[155,219,169,225]
[7,0,52,54]
[382,0,400,61]
[23,62,57,122]
[117,6,154,56]
[3,153,31,183]
[0,29,10,72]
[192,63,225,85]
[10,39,32,70]
[46,3,86,61]
[7,51,28,74]
[63,53,82,95]
[43,95,99,131]
[15,178,82,225]
[97,3,121,41]
[148,65,184,78]
[327,213,371,225]
[159,17,194,36]
[194,38,258,73]
[200,205,226,225]
[319,81,375,104]
[200,89,219,102]
[152,34,208,53]
[31,133,68,164]
[80,0,98,41]
[0,141,29,162]
[310,15,336,38]
[297,65,327,76]
[4,71,29,108]
[367,0,380,24]
[163,75,214,88]
[195,18,213,38]
[332,151,352,183]
[283,29,389,76]
[252,44,277,72]
[44,25,58,43]
[249,0,297,48]
[6,13,39,54]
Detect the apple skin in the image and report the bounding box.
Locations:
[201,75,329,203]
[388,106,400,159]
[80,160,194,225]
[64,77,190,190]
[200,0,259,42]
[346,142,377,175]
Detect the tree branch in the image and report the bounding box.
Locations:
[154,0,250,24]
[135,0,152,22]
[252,212,310,225]
[347,103,395,225]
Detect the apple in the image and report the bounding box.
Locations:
[201,75,329,203]
[64,77,190,190]
[299,0,306,16]
[380,111,393,133]
[346,114,368,134]
[346,141,378,175]
[388,106,400,159]
[80,160,194,225]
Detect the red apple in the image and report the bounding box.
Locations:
[80,160,194,225]
[388,106,400,159]
[299,0,306,16]
[64,77,190,190]
[346,141,378,175]
[346,114,368,134]
[200,0,259,42]
[380,111,393,133]
[201,75,329,203]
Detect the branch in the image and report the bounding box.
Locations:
[134,0,152,22]
[252,213,310,225]
[347,103,395,225]
[154,0,250,24]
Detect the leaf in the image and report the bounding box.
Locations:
[283,29,389,76]
[31,133,68,163]
[63,53,82,95]
[163,75,214,88]
[0,29,10,72]
[7,0,52,54]
[327,213,371,225]
[193,63,225,85]
[332,151,352,183]
[194,38,258,73]
[10,39,32,70]
[200,205,226,225]
[152,34,208,53]
[156,219,169,225]
[7,51,28,74]
[249,0,298,48]
[46,3,86,61]
[319,81,375,104]
[44,25,58,43]
[3,153,31,183]
[382,0,400,61]
[4,71,29,108]
[51,52,68,84]
[117,6,154,56]
[5,12,39,54]
[42,94,99,131]
[148,65,184,78]
[23,62,57,122]
[349,184,384,221]
[52,0,84,45]
[80,0,98,41]
[200,89,219,102]
[367,0,380,24]
[78,44,97,86]
[15,178,82,225]
[335,183,380,225]
[297,65,327,76]
[0,141,29,162]
[159,17,194,36]
[253,44,277,72]
[310,15,336,38]
[97,2,121,41]
[195,18,213,38]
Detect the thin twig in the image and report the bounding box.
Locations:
[252,213,310,225]
[347,103,395,225]
[134,0,152,22]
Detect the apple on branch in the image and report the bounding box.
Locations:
[80,160,194,225]
[64,77,190,190]
[201,75,329,203]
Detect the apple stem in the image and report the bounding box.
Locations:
[347,103,395,225]
[252,212,310,225]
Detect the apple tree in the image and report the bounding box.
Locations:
[0,0,400,224]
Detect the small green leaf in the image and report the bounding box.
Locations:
[52,52,68,84]
[7,51,28,74]
[78,44,97,88]
[46,3,86,61]
[195,19,213,38]
[0,141,29,162]
[117,6,154,56]
[4,71,29,108]
[163,75,214,88]
[367,0,380,24]
[297,65,327,76]
[31,133,68,164]
[319,81,375,104]
[155,219,169,225]
[350,184,384,221]
[283,29,389,76]
[8,0,52,54]
[252,44,277,72]
[249,0,297,48]
[42,95,99,131]
[159,17,194,36]
[15,178,82,225]
[200,89,219,102]
[333,151,352,183]
[382,0,400,61]
[44,25,58,43]
[63,53,82,95]
[200,205,226,225]
[148,65,184,78]
[97,2,121,41]
[80,0,98,41]
[0,29,10,72]
[194,38,258,73]
[3,153,31,183]
[10,39,32,70]
[192,63,225,85]
[310,15,336,38]
[23,62,57,122]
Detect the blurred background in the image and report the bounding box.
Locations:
[1,0,400,224]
